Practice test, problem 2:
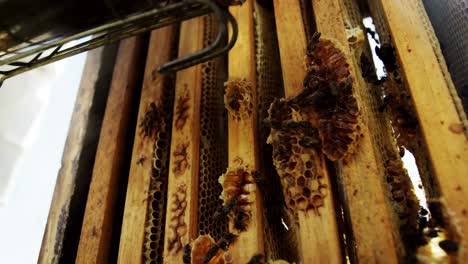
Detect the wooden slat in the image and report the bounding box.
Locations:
[39,44,118,264]
[76,36,145,263]
[117,26,176,264]
[273,1,342,263]
[365,0,440,200]
[311,0,414,261]
[311,0,403,262]
[377,0,468,261]
[162,17,203,263]
[272,1,307,97]
[343,0,421,258]
[227,2,264,262]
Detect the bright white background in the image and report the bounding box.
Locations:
[0,52,87,263]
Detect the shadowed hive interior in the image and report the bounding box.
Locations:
[253,2,300,262]
[197,14,229,242]
[143,61,176,264]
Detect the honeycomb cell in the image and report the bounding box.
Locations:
[266,32,362,213]
[266,101,328,215]
[345,22,365,52]
[143,62,176,263]
[218,165,256,231]
[275,33,362,161]
[197,14,229,241]
[224,78,254,121]
[297,176,306,187]
[252,2,303,261]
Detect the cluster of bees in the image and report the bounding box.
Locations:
[218,165,256,231]
[266,32,361,215]
[175,88,190,130]
[178,77,266,263]
[180,163,266,263]
[180,32,363,263]
[140,102,162,139]
[224,79,254,121]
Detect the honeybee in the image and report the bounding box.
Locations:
[247,254,264,264]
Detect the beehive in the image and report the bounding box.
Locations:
[40,0,468,263]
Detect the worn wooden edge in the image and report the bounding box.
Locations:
[311,0,402,262]
[75,36,146,263]
[227,2,265,262]
[117,26,176,264]
[38,44,118,264]
[162,17,203,263]
[273,1,343,263]
[343,0,421,257]
[377,0,468,261]
[363,0,441,204]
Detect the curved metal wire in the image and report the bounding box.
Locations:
[158,0,238,73]
[0,0,239,88]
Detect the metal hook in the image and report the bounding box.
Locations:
[157,0,238,74]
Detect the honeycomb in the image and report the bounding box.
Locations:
[167,184,188,254]
[267,99,328,214]
[367,42,420,152]
[265,32,362,215]
[384,155,421,250]
[366,1,440,199]
[369,0,467,139]
[143,74,176,263]
[253,1,300,261]
[197,14,229,241]
[224,79,254,121]
[187,234,233,264]
[344,22,365,53]
[218,165,256,231]
[341,0,365,51]
[381,65,420,153]
[303,33,362,161]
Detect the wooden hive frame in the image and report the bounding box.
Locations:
[162,17,204,263]
[225,1,265,262]
[118,26,178,263]
[40,0,468,263]
[370,0,468,261]
[272,1,343,263]
[76,36,147,263]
